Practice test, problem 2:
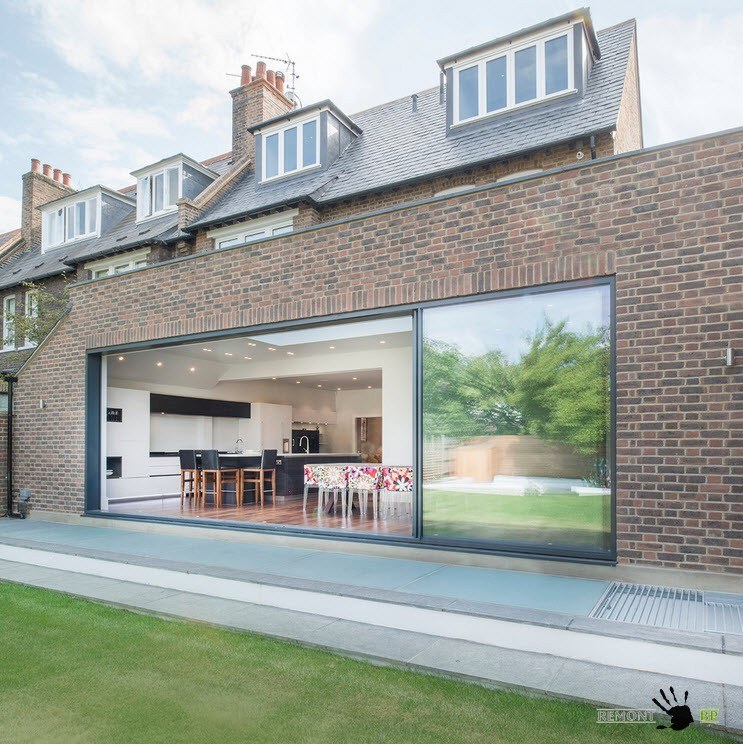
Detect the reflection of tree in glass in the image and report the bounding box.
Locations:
[423,319,610,486]
[512,320,610,486]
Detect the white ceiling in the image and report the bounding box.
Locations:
[107,315,411,391]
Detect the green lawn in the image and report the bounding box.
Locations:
[0,582,731,744]
[423,489,611,547]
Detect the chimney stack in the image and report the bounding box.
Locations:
[22,160,74,249]
[230,60,293,164]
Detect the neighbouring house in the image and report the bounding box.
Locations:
[0,8,740,579]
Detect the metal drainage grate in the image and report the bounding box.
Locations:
[589,582,743,635]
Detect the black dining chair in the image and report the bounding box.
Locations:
[241,449,277,506]
[179,449,199,506]
[199,449,239,508]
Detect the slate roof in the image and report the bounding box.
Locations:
[190,19,635,230]
[0,239,86,291]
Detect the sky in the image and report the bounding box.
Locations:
[0,0,741,232]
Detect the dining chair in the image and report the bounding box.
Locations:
[316,464,348,516]
[200,449,239,508]
[346,464,381,517]
[178,449,200,507]
[241,449,278,506]
[380,466,413,517]
[303,464,320,510]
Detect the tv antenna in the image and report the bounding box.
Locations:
[249,52,300,107]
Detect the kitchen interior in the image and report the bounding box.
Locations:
[101,315,413,535]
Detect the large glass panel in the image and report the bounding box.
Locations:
[137,177,151,218]
[283,127,298,172]
[545,35,569,95]
[265,133,279,178]
[87,198,98,233]
[514,45,537,104]
[458,65,479,120]
[75,201,86,236]
[302,120,317,167]
[422,284,612,554]
[486,56,507,112]
[101,315,414,538]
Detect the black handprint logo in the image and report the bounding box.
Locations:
[652,687,694,730]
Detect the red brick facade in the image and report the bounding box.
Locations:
[10,128,742,574]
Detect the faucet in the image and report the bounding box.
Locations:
[235,438,243,453]
[299,435,310,454]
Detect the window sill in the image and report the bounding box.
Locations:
[260,163,321,186]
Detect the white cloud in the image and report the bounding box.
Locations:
[639,13,743,145]
[0,197,22,233]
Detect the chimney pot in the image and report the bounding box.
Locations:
[240,64,252,86]
[256,61,267,79]
[31,158,41,173]
[275,71,285,93]
[53,168,63,183]
[42,163,52,177]
[62,173,72,187]
[266,69,276,86]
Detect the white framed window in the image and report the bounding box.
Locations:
[452,26,574,125]
[261,116,319,182]
[42,195,99,251]
[86,250,149,279]
[207,210,298,250]
[2,295,16,351]
[22,290,38,349]
[137,164,181,221]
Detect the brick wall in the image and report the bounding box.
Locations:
[0,411,6,511]
[21,171,73,250]
[614,28,643,154]
[13,130,743,573]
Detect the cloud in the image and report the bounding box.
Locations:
[639,13,743,145]
[0,197,22,233]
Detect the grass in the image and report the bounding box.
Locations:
[0,583,734,744]
[423,489,611,545]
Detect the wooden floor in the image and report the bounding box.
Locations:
[108,493,412,536]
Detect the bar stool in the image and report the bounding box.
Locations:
[179,449,199,506]
[199,450,239,508]
[241,449,277,506]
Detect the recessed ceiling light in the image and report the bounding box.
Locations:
[247,342,256,346]
[379,340,386,344]
[189,367,196,373]
[224,352,233,356]
[271,377,277,380]
[203,348,211,352]
[337,387,341,391]
[295,381,301,384]
[117,356,124,361]
[268,347,276,351]
[156,361,163,367]
[317,384,322,388]
[368,386,372,389]
[244,356,251,360]
[287,351,294,355]
[352,377,357,381]
[329,346,335,350]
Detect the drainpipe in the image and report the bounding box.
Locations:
[1,371,18,518]
[589,134,597,160]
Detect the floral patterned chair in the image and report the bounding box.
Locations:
[380,466,413,517]
[314,464,348,516]
[346,465,381,517]
[302,464,320,510]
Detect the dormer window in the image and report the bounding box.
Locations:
[136,165,180,220]
[132,155,217,223]
[262,116,319,181]
[451,27,574,125]
[41,194,99,250]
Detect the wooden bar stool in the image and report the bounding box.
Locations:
[199,450,239,508]
[179,449,200,506]
[241,449,277,506]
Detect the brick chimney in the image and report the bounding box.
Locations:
[21,159,74,250]
[230,61,294,165]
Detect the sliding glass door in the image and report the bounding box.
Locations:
[421,282,613,556]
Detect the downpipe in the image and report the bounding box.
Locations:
[1,371,23,519]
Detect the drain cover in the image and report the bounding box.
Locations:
[589,582,743,635]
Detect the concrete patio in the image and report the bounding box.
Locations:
[0,517,741,734]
